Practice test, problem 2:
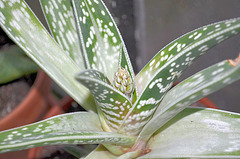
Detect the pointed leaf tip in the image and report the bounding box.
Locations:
[71,0,134,82]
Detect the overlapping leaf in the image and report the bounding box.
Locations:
[71,0,135,82]
[75,69,132,132]
[0,45,38,84]
[84,145,118,159]
[120,18,240,135]
[138,57,240,141]
[140,108,240,158]
[0,112,135,153]
[0,0,96,112]
[40,0,85,69]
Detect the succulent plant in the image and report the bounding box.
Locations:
[0,0,240,158]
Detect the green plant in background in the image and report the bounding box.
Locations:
[0,0,240,158]
[0,45,38,84]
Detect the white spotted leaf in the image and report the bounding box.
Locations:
[75,69,132,132]
[139,108,240,158]
[71,0,135,82]
[40,0,85,69]
[0,0,96,112]
[138,58,240,141]
[121,18,240,135]
[135,18,240,94]
[0,112,135,153]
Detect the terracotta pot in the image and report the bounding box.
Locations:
[0,70,51,131]
[198,97,219,109]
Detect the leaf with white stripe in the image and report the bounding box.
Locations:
[75,69,132,132]
[0,112,135,154]
[137,56,240,141]
[140,108,240,158]
[40,0,85,69]
[0,0,96,112]
[120,18,240,135]
[71,0,134,82]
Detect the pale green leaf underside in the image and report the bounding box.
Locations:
[75,69,132,132]
[123,18,240,134]
[84,145,117,159]
[0,45,38,84]
[0,0,96,112]
[63,145,96,158]
[0,112,135,153]
[85,145,140,159]
[140,108,240,158]
[138,59,240,141]
[71,0,134,82]
[40,0,85,69]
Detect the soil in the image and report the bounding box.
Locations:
[0,73,36,119]
[0,80,30,119]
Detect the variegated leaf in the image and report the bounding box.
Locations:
[71,0,135,82]
[75,69,132,132]
[140,108,240,158]
[0,0,96,112]
[137,57,240,141]
[0,112,135,154]
[40,0,85,69]
[121,18,240,135]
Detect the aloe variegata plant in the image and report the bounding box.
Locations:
[0,0,240,158]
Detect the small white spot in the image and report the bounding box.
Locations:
[101,10,105,16]
[22,127,28,131]
[112,37,117,43]
[189,34,193,39]
[155,61,160,68]
[168,42,178,51]
[23,134,32,137]
[194,33,202,40]
[109,22,113,26]
[149,59,155,66]
[160,51,165,56]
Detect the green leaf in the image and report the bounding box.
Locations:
[40,0,85,69]
[71,0,135,82]
[0,45,38,84]
[0,0,96,112]
[121,18,240,135]
[75,69,132,132]
[0,112,135,153]
[139,108,240,158]
[84,145,117,159]
[138,57,240,141]
[63,145,96,158]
